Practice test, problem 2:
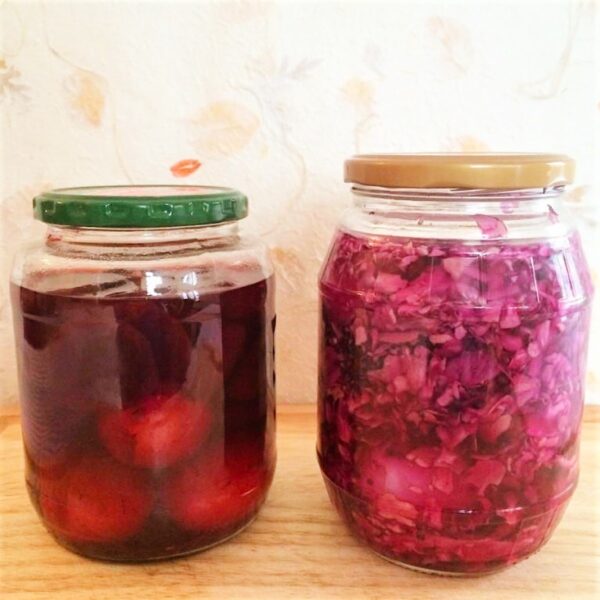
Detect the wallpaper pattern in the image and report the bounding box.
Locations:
[1,0,598,405]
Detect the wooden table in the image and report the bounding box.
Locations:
[1,404,598,599]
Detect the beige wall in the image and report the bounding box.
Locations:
[1,0,599,405]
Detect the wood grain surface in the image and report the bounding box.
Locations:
[1,404,598,600]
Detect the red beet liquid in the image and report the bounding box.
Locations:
[12,276,275,561]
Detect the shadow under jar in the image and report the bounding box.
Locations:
[11,185,276,561]
[317,154,593,575]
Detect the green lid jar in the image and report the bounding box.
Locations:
[11,185,276,562]
[33,185,248,228]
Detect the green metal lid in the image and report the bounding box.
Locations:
[33,185,248,228]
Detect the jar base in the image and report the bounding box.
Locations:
[44,513,260,563]
[372,551,509,577]
[319,469,569,577]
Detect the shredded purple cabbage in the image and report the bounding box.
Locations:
[318,230,592,574]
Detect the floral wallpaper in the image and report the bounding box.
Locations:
[0,0,598,405]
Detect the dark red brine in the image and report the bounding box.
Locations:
[11,186,275,561]
[318,155,593,575]
[12,277,275,560]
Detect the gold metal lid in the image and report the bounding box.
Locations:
[344,153,575,189]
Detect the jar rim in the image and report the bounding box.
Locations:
[33,185,248,228]
[344,153,575,190]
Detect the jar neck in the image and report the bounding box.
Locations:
[352,184,563,206]
[45,222,240,259]
[345,185,573,241]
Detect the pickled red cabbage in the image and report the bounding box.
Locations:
[318,230,592,574]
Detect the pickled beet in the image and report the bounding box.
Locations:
[165,439,273,532]
[12,275,275,561]
[114,301,192,401]
[38,455,152,544]
[97,392,212,469]
[318,231,592,574]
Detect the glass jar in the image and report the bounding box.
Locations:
[318,155,593,575]
[11,185,276,561]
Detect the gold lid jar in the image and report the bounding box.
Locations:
[344,153,575,189]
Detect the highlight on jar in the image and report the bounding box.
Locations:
[10,185,276,561]
[317,154,593,576]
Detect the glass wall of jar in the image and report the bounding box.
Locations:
[318,155,593,575]
[11,186,276,561]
